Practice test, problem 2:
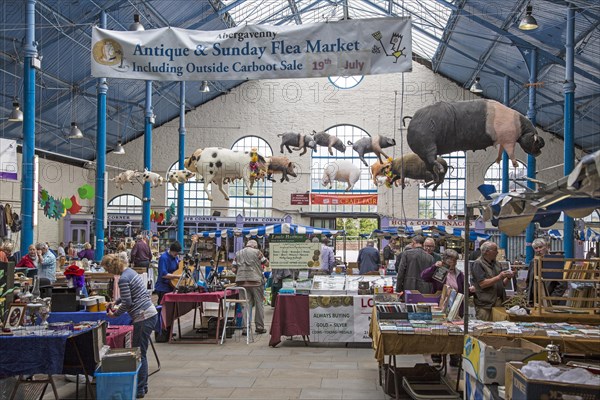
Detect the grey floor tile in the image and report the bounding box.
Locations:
[299,388,344,400]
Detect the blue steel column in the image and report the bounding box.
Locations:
[525,49,537,264]
[563,4,576,258]
[20,0,37,252]
[177,82,186,244]
[94,11,108,261]
[142,81,153,230]
[500,75,510,257]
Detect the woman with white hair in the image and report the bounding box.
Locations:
[35,242,57,283]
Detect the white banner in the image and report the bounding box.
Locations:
[309,295,374,342]
[91,18,412,81]
[0,138,18,181]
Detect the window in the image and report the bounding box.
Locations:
[166,162,211,216]
[228,136,273,217]
[484,160,527,193]
[107,194,142,214]
[418,151,465,218]
[328,75,364,89]
[311,125,377,213]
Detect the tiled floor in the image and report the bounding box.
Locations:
[32,306,436,399]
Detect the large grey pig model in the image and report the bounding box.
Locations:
[383,154,452,191]
[348,135,397,166]
[312,130,347,155]
[266,156,298,183]
[406,100,544,182]
[277,132,317,155]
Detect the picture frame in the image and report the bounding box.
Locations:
[5,303,26,328]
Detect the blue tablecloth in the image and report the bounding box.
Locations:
[48,307,163,333]
[0,328,93,378]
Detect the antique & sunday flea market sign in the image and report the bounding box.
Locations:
[91,18,412,80]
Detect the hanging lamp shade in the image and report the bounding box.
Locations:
[129,14,145,31]
[200,80,210,93]
[519,5,538,30]
[69,122,84,139]
[470,77,483,93]
[8,101,23,122]
[114,141,125,155]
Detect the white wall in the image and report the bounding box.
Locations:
[107,62,577,224]
[1,153,94,250]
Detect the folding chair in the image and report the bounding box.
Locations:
[220,287,253,344]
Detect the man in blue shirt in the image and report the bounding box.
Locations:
[155,241,182,304]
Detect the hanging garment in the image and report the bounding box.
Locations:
[0,205,7,238]
[10,213,21,233]
[4,204,13,226]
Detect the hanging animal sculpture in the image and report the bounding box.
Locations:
[138,169,165,188]
[110,170,138,190]
[266,156,297,183]
[190,147,268,201]
[347,135,397,167]
[167,169,195,188]
[405,99,545,184]
[371,154,453,191]
[277,132,317,155]
[322,160,361,192]
[184,148,203,173]
[312,130,347,155]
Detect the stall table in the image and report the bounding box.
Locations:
[160,290,234,344]
[269,295,310,347]
[105,325,133,348]
[491,306,600,325]
[0,324,103,399]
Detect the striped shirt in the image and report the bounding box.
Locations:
[114,268,157,323]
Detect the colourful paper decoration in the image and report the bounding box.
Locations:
[78,184,94,199]
[69,195,82,214]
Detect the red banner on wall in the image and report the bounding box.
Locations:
[311,194,377,205]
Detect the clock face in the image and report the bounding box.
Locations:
[328,75,364,89]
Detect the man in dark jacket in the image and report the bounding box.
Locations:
[395,235,434,294]
[358,240,380,274]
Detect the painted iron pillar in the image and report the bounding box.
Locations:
[563,4,576,258]
[177,82,186,244]
[525,49,538,264]
[500,75,510,257]
[94,11,108,261]
[20,0,37,252]
[142,81,153,231]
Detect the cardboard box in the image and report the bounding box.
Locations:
[505,362,600,400]
[404,290,441,304]
[463,335,546,384]
[101,347,141,373]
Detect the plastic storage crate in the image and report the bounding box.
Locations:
[95,364,140,400]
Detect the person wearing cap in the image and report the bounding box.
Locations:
[233,239,268,335]
[358,240,380,274]
[155,241,182,304]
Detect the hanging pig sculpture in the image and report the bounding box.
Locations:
[322,160,361,192]
[371,154,452,190]
[406,99,544,184]
[277,132,317,155]
[266,156,298,183]
[312,130,347,155]
[348,134,397,167]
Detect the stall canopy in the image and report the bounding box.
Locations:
[477,150,600,236]
[579,228,600,242]
[197,223,344,238]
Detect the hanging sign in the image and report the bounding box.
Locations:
[311,193,377,205]
[91,17,412,81]
[0,139,18,181]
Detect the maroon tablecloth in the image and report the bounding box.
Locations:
[269,295,310,347]
[160,291,233,329]
[105,325,133,348]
